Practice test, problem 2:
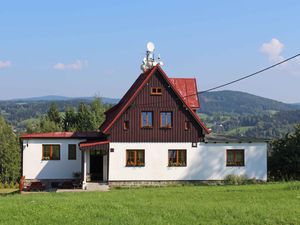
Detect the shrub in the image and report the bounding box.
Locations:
[4,181,9,188]
[224,174,256,185]
[9,181,15,188]
[0,183,3,189]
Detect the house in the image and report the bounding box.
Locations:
[20,46,267,189]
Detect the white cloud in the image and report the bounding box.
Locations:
[260,38,300,76]
[0,60,11,69]
[53,60,87,71]
[260,38,284,63]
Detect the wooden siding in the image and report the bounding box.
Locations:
[107,70,204,142]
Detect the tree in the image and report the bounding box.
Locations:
[63,107,77,131]
[90,97,106,130]
[76,103,94,131]
[268,124,300,180]
[47,103,61,124]
[0,116,20,183]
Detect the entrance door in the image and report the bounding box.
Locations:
[90,150,103,181]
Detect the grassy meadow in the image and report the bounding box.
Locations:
[0,182,299,225]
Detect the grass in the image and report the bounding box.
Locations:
[0,182,299,225]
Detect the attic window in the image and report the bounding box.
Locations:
[151,87,162,95]
[123,120,129,130]
[184,121,191,130]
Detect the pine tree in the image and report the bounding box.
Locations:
[90,97,106,130]
[0,116,20,183]
[47,103,61,124]
[76,103,94,131]
[63,107,77,131]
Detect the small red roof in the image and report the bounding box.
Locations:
[169,78,200,109]
[79,140,109,148]
[20,132,102,139]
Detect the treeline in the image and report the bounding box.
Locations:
[26,97,110,133]
[205,110,300,138]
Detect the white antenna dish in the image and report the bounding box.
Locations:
[147,42,155,52]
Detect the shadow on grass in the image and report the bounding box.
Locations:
[0,189,20,196]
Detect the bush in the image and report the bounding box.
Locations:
[0,183,3,189]
[224,174,257,185]
[4,182,9,188]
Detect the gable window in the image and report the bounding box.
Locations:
[184,121,191,130]
[226,149,245,166]
[150,87,162,95]
[160,112,172,128]
[141,111,153,128]
[126,150,145,167]
[42,144,60,160]
[123,120,129,130]
[68,144,76,160]
[168,150,186,167]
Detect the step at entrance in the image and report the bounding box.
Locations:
[85,182,109,191]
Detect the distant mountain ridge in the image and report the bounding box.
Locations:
[1,95,119,104]
[1,91,299,114]
[198,90,300,114]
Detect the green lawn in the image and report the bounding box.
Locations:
[0,183,299,225]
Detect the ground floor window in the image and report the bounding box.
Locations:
[226,149,245,166]
[68,144,76,160]
[42,144,60,160]
[126,150,145,167]
[168,150,186,167]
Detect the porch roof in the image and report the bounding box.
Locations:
[79,140,109,151]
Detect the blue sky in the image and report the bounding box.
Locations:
[0,1,299,103]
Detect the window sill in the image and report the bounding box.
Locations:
[126,165,145,167]
[226,164,245,167]
[168,165,187,167]
[141,126,153,129]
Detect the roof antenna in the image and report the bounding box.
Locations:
[141,42,163,72]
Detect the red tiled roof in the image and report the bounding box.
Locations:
[20,132,102,139]
[169,78,200,109]
[79,140,109,148]
[100,65,210,134]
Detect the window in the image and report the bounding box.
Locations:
[150,87,162,95]
[126,150,145,166]
[168,150,186,167]
[160,112,172,128]
[123,120,129,130]
[42,144,60,160]
[184,121,191,130]
[68,144,76,160]
[141,111,153,128]
[226,149,245,166]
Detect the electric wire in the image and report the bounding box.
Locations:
[133,53,300,107]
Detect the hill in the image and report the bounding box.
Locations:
[0,91,299,138]
[5,95,119,104]
[198,90,299,115]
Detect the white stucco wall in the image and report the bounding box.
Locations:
[109,142,267,181]
[22,139,84,179]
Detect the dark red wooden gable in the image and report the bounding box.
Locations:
[100,65,209,142]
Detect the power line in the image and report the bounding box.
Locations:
[198,53,300,94]
[133,53,300,106]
